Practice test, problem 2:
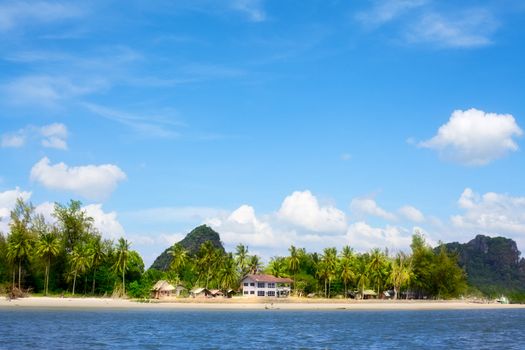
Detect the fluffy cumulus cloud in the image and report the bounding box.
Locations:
[83,204,125,240]
[452,188,525,239]
[277,190,347,233]
[1,123,68,150]
[399,205,425,222]
[420,108,523,165]
[207,205,289,248]
[30,157,126,200]
[346,221,413,252]
[350,197,396,221]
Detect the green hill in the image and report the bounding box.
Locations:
[149,225,225,270]
[443,235,525,298]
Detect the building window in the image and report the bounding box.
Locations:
[267,291,275,297]
[250,291,255,295]
[257,282,265,288]
[267,283,275,288]
[257,291,265,297]
[244,291,248,295]
[250,283,255,286]
[243,282,248,286]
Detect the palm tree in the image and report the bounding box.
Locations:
[389,252,412,299]
[235,243,249,275]
[368,248,388,295]
[355,256,369,299]
[69,244,91,295]
[248,255,262,274]
[339,246,355,297]
[218,253,239,290]
[197,241,217,288]
[268,256,286,277]
[6,231,33,290]
[288,245,301,294]
[35,228,61,295]
[87,235,106,294]
[168,243,188,275]
[113,238,131,296]
[322,247,337,298]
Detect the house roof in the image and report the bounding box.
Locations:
[190,287,209,294]
[242,274,293,283]
[151,280,176,292]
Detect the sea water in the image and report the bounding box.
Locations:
[1,309,524,349]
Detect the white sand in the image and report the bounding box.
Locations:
[1,296,524,310]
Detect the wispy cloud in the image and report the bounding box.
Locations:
[356,0,428,26]
[83,103,182,139]
[2,75,108,107]
[0,1,83,32]
[1,123,69,150]
[406,10,498,48]
[356,1,500,48]
[230,0,266,22]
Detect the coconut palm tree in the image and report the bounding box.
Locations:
[288,245,301,294]
[35,227,61,295]
[6,231,33,290]
[218,253,239,290]
[268,256,286,277]
[168,243,188,275]
[197,241,217,288]
[389,252,412,299]
[235,243,249,275]
[322,247,338,298]
[368,248,388,295]
[69,244,91,295]
[355,257,369,299]
[247,255,262,274]
[87,235,106,294]
[113,238,130,296]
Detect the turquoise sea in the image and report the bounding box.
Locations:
[1,309,524,349]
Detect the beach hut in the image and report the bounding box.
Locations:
[151,280,176,299]
[362,289,378,299]
[209,289,224,297]
[190,287,211,298]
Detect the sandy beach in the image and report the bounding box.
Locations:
[1,297,524,311]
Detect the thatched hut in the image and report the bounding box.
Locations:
[190,287,211,298]
[151,280,176,299]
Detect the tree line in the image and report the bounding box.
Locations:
[0,198,143,297]
[130,231,467,300]
[1,198,467,300]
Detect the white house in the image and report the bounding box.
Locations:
[241,274,293,297]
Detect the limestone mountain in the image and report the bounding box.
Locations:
[150,225,225,271]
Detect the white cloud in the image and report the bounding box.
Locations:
[419,108,522,165]
[350,197,397,221]
[3,75,107,107]
[230,0,266,22]
[346,221,413,252]
[0,1,82,31]
[452,188,525,237]
[1,132,25,148]
[399,205,425,222]
[40,123,68,149]
[356,0,427,26]
[1,123,68,150]
[30,157,126,200]
[277,190,347,233]
[407,10,498,48]
[122,206,226,224]
[83,204,125,240]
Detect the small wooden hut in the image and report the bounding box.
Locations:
[151,280,176,299]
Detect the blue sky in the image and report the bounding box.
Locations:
[1,0,525,266]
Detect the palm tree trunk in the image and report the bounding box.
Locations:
[45,257,50,296]
[72,272,77,296]
[18,260,21,290]
[92,268,96,295]
[122,269,125,296]
[12,267,15,290]
[344,282,347,298]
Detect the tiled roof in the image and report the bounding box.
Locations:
[243,274,293,283]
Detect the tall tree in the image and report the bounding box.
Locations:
[288,245,301,294]
[368,248,389,295]
[53,200,93,253]
[69,244,91,295]
[235,243,249,275]
[87,235,106,294]
[35,220,61,296]
[113,238,131,296]
[218,253,239,290]
[168,243,188,275]
[321,247,338,298]
[7,198,35,290]
[389,252,412,299]
[248,255,262,275]
[339,248,356,298]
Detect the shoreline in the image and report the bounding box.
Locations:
[1,296,524,311]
